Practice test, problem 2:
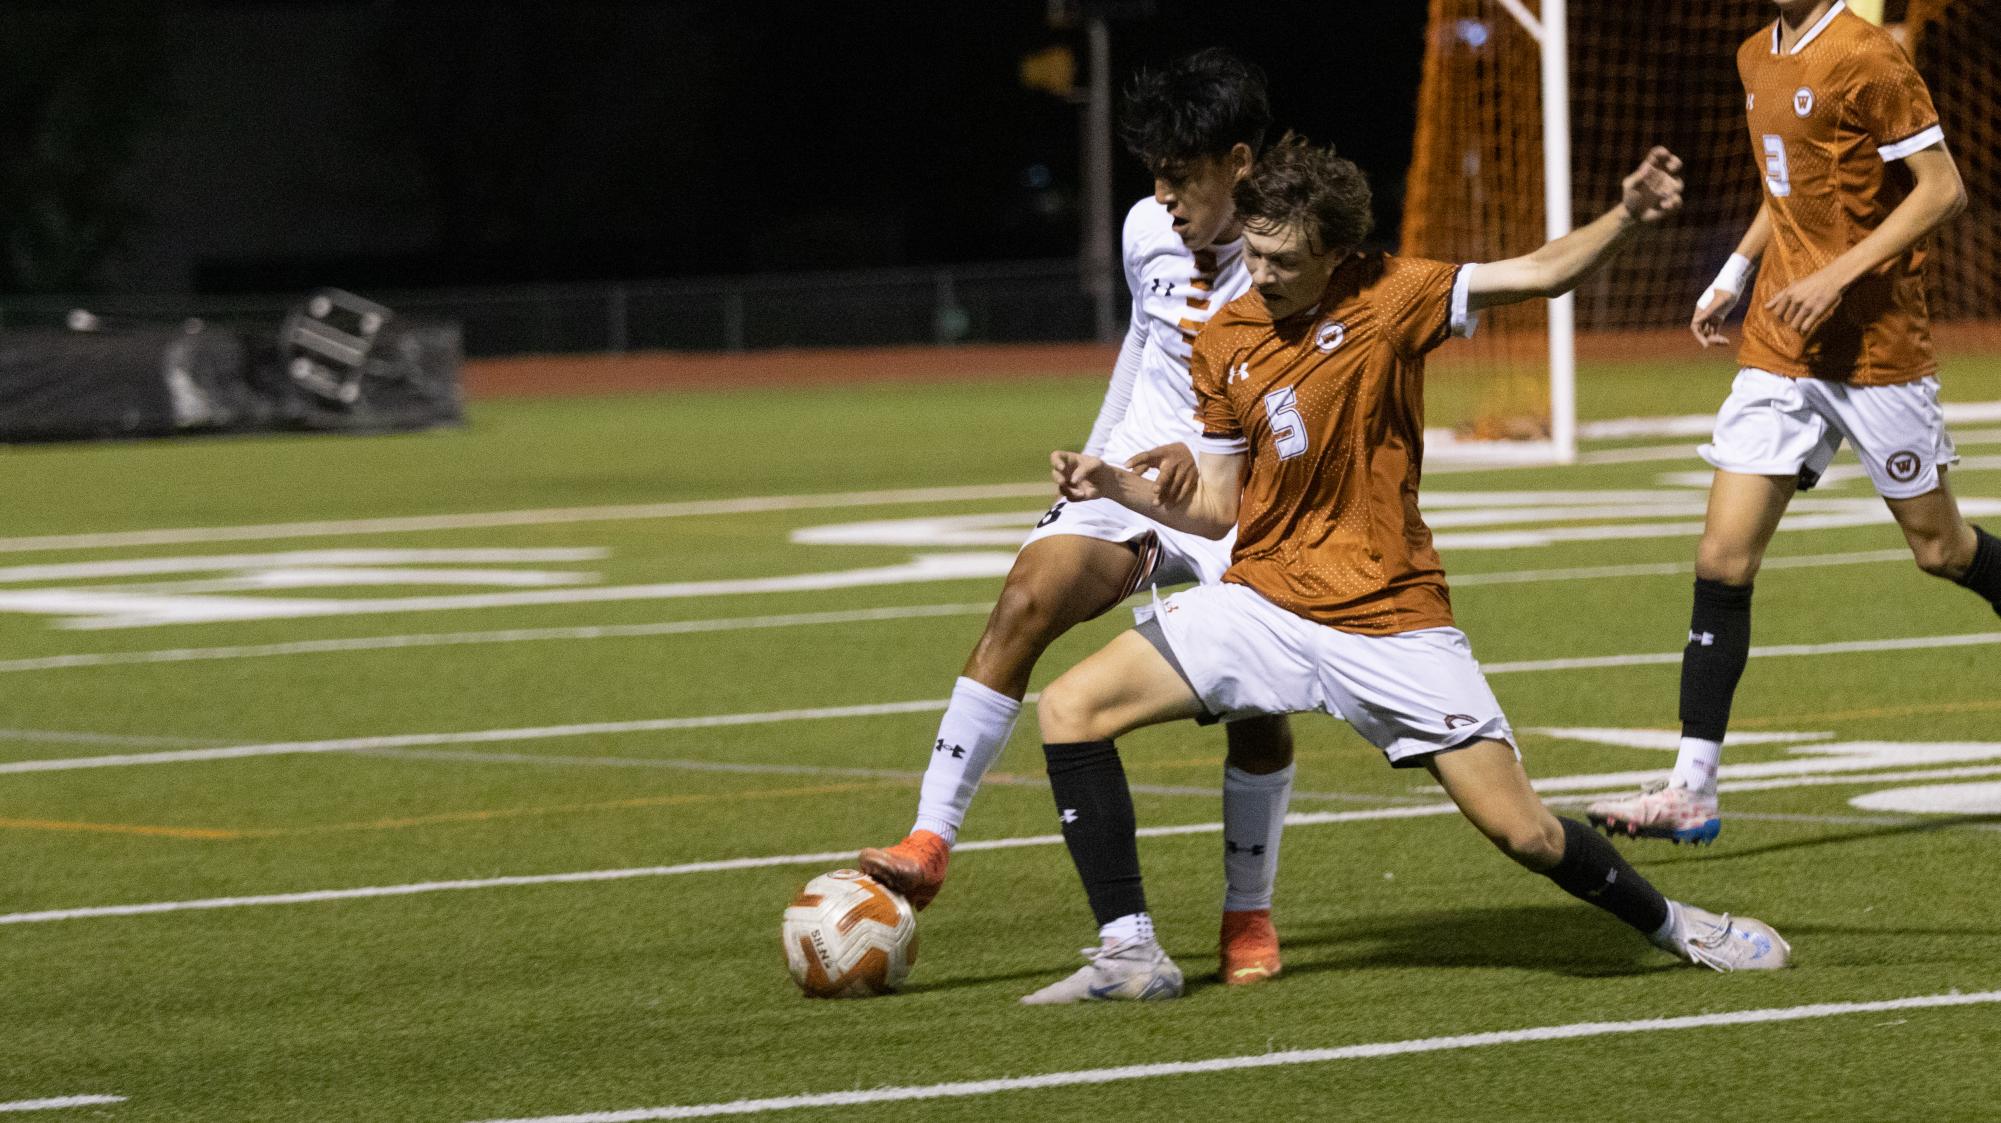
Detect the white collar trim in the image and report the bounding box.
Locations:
[1772,1,1846,55]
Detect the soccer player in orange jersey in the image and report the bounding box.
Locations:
[1017,136,1789,1005]
[1587,0,1996,846]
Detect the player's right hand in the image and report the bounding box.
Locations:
[1690,287,1738,348]
[1050,450,1108,502]
[1126,442,1196,506]
[1621,146,1684,224]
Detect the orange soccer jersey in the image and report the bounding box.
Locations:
[1735,2,1945,385]
[1190,252,1469,636]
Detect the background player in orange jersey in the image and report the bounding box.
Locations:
[859,49,1299,987]
[1588,0,2000,847]
[1016,136,1788,1005]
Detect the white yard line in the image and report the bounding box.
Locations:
[0,549,1921,675]
[0,729,218,749]
[463,992,2001,1123]
[0,603,997,674]
[0,484,1055,555]
[6,628,1997,775]
[0,1097,126,1114]
[0,804,1457,927]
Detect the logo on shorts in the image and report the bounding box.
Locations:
[1315,320,1347,353]
[1886,450,1923,482]
[1443,713,1479,730]
[1793,86,1814,116]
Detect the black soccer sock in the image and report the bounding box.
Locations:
[1043,740,1146,927]
[1954,525,2001,616]
[1679,577,1754,743]
[1541,817,1671,935]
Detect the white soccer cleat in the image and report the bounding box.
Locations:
[1586,779,1721,845]
[1019,937,1185,1005]
[1666,902,1790,972]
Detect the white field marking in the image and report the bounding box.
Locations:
[0,804,1460,927]
[0,1097,126,1114]
[1531,744,2001,795]
[102,567,597,593]
[1546,764,2001,802]
[0,548,606,584]
[0,700,967,775]
[1484,629,2001,674]
[464,992,2001,1123]
[1853,781,2001,815]
[0,484,1056,556]
[1526,727,1833,750]
[45,552,1020,630]
[0,729,218,748]
[0,548,1909,675]
[0,603,997,675]
[6,628,1997,776]
[1656,454,2001,491]
[1435,498,2001,550]
[353,746,1432,806]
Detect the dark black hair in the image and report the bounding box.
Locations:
[1117,47,1271,174]
[1234,133,1375,252]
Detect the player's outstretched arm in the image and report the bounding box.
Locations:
[1049,448,1245,539]
[1467,147,1684,313]
[1691,204,1772,348]
[1762,142,1967,337]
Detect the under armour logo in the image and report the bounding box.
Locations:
[1149,277,1173,297]
[1227,361,1252,384]
[1224,841,1267,856]
[933,738,966,759]
[1059,808,1079,824]
[1587,869,1618,898]
[1689,631,1715,646]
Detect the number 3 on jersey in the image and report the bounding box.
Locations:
[1263,386,1308,460]
[1762,134,1791,197]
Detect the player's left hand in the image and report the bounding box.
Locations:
[1050,450,1110,502]
[1126,442,1196,506]
[1764,269,1845,337]
[1621,147,1684,224]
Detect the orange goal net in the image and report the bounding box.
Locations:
[1402,0,2001,440]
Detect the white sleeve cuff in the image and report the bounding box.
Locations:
[1878,124,1944,161]
[1449,264,1480,339]
[1194,433,1249,456]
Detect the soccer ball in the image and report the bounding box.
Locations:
[781,868,919,998]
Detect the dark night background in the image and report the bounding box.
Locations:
[0,1,1428,297]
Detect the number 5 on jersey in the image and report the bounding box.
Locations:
[1263,386,1308,460]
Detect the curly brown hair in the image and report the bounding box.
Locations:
[1232,133,1374,253]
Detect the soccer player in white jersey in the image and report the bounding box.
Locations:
[859,49,1299,984]
[1587,0,1999,846]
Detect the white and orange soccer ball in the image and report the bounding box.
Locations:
[781,868,919,998]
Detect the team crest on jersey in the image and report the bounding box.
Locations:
[1793,86,1814,116]
[1314,320,1347,353]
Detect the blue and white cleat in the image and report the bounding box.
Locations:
[1020,938,1185,1005]
[1587,779,1722,845]
[1666,902,1791,972]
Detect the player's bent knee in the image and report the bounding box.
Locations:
[1910,538,1961,579]
[1694,540,1760,586]
[1035,677,1106,743]
[1487,814,1565,870]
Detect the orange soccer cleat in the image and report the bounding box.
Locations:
[857,829,951,911]
[1219,907,1282,985]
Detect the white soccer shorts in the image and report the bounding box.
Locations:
[1020,495,1234,595]
[1700,368,1960,499]
[1149,582,1516,767]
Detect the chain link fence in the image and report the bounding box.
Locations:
[0,259,1103,359]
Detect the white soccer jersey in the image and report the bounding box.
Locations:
[1083,198,1253,465]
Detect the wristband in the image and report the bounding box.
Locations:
[1708,253,1754,300]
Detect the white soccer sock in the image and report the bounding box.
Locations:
[1221,762,1293,912]
[1100,911,1155,946]
[910,676,1022,846]
[1670,738,1722,794]
[1649,900,1684,954]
